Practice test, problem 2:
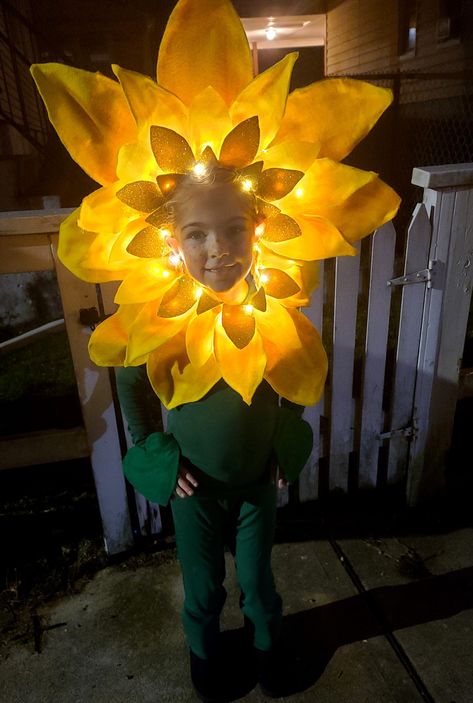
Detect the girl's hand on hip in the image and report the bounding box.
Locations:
[174,464,199,499]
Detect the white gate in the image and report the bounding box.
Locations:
[1,164,472,552]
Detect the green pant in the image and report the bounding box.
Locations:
[171,481,282,659]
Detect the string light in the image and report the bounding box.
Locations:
[295,187,304,198]
[244,304,254,314]
[169,252,181,267]
[260,272,269,284]
[241,178,253,192]
[255,222,265,238]
[160,228,171,239]
[195,287,203,299]
[193,162,207,177]
[162,270,170,278]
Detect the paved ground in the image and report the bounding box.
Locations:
[1,523,472,702]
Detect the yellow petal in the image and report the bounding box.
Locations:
[115,260,177,304]
[258,168,303,201]
[260,140,320,172]
[272,78,393,161]
[188,86,232,157]
[214,315,266,404]
[231,53,298,149]
[58,208,135,282]
[78,183,137,234]
[257,245,320,306]
[280,158,400,243]
[263,214,356,260]
[126,301,194,364]
[30,63,136,186]
[150,126,195,173]
[221,304,256,349]
[116,141,158,182]
[147,332,221,409]
[112,64,188,135]
[157,0,252,107]
[186,307,220,366]
[89,304,143,366]
[256,303,327,405]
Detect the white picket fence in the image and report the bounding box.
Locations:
[1,164,472,554]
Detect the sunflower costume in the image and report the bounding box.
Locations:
[31,0,399,676]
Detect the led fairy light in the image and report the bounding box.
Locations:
[31,0,400,409]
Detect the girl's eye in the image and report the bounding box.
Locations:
[186,229,205,240]
[227,225,247,236]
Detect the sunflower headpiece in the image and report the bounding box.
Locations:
[31,0,400,409]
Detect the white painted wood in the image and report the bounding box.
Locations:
[0,427,89,470]
[387,204,432,484]
[0,233,55,273]
[329,246,360,492]
[409,185,473,504]
[100,281,163,536]
[412,163,473,190]
[407,189,456,504]
[359,223,396,488]
[299,263,324,501]
[51,235,133,554]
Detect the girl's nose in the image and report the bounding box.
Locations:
[207,231,229,258]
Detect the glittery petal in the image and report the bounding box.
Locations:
[257,168,304,201]
[156,173,185,198]
[261,269,300,299]
[221,304,256,349]
[158,276,199,318]
[263,214,301,242]
[126,226,169,258]
[256,198,280,219]
[116,181,164,213]
[251,287,267,312]
[219,116,260,168]
[150,126,195,172]
[197,291,221,315]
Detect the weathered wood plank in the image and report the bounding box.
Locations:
[0,233,55,273]
[329,246,360,492]
[0,208,73,234]
[359,223,395,489]
[388,204,431,485]
[300,263,324,502]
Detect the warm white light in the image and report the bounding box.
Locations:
[244,304,254,314]
[169,252,181,267]
[265,27,277,40]
[260,272,269,284]
[160,228,172,239]
[255,223,265,238]
[241,178,253,192]
[193,162,207,177]
[162,270,170,278]
[295,187,304,198]
[195,287,203,299]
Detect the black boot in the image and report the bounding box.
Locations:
[189,649,223,703]
[254,646,287,698]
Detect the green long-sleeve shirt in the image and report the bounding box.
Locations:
[116,365,313,506]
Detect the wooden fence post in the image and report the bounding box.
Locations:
[408,164,473,505]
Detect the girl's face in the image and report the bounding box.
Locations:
[167,183,256,293]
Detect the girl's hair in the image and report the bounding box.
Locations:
[164,162,258,226]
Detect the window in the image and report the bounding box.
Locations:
[437,0,461,42]
[399,0,417,56]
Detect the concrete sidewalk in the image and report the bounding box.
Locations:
[1,525,472,702]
